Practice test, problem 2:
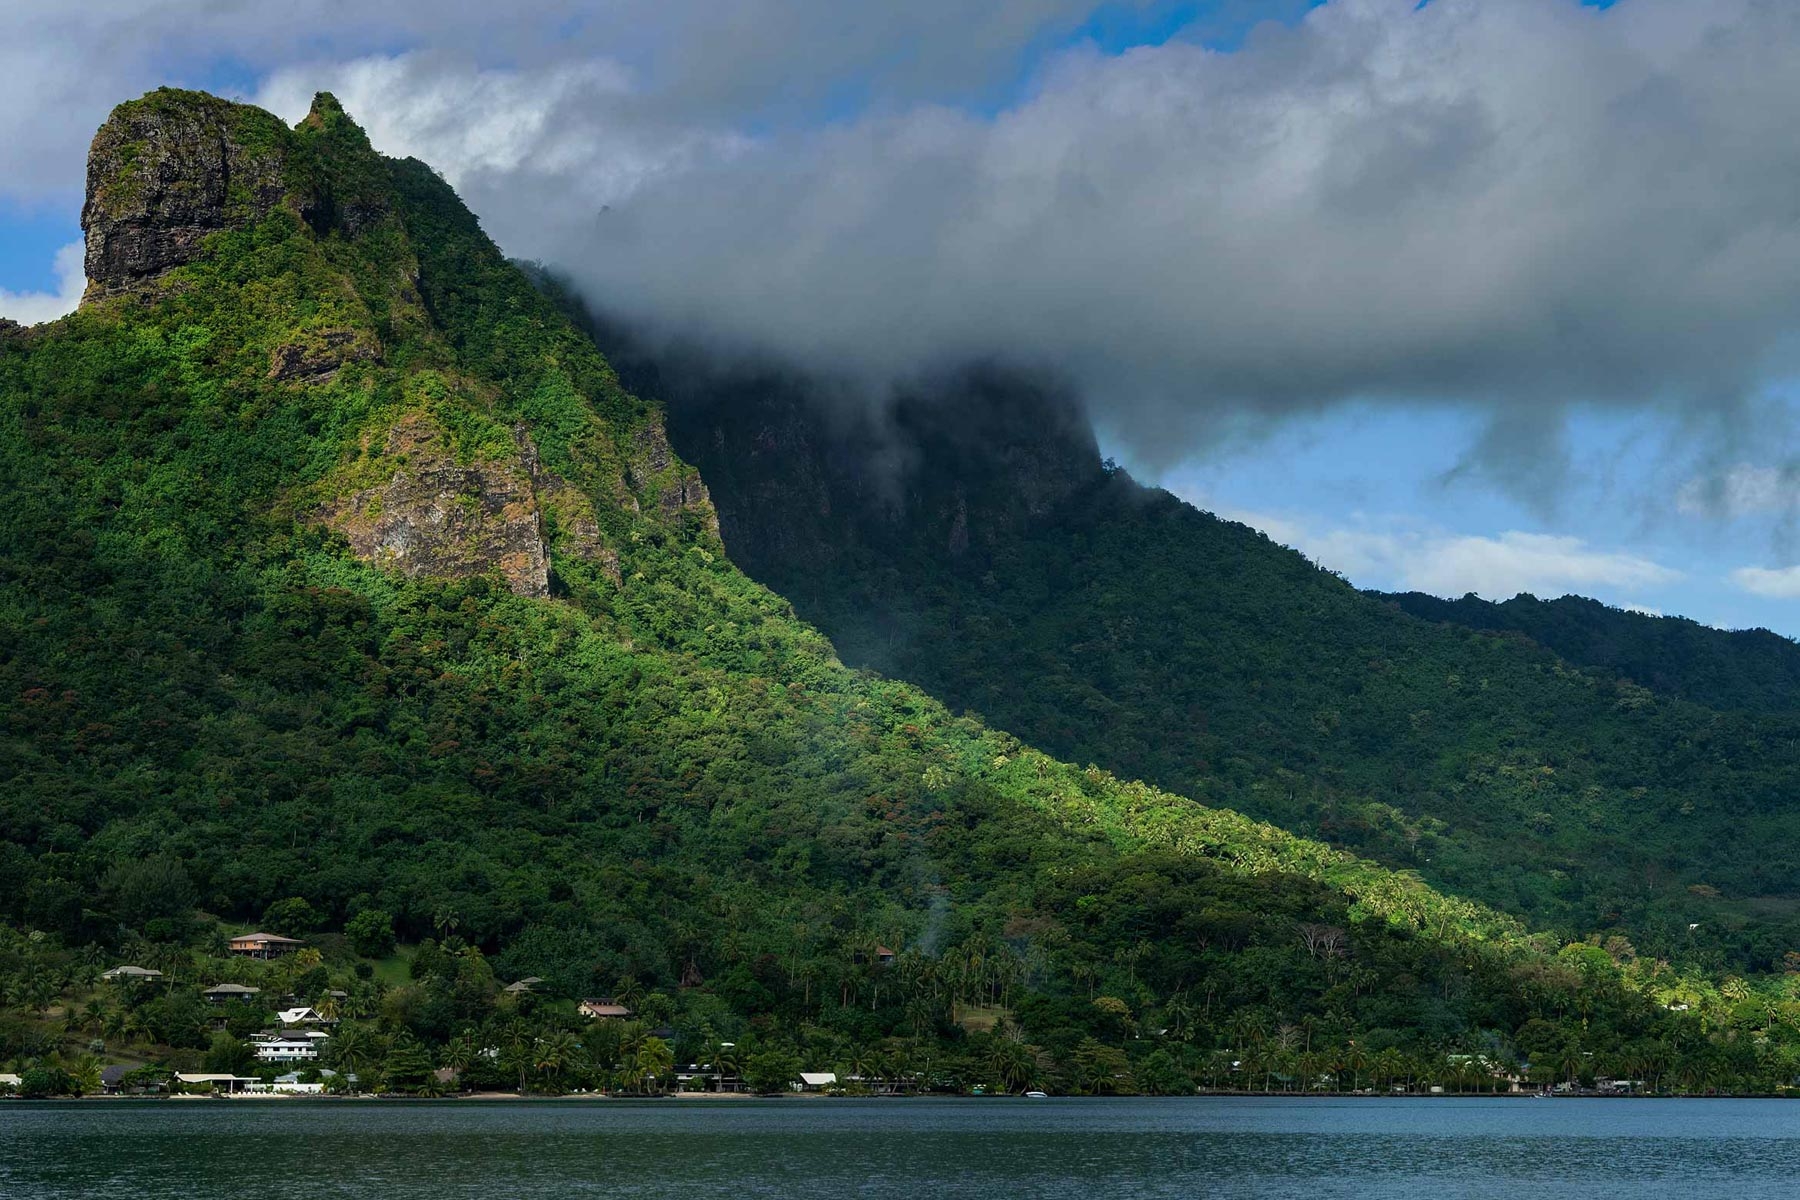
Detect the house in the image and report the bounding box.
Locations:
[0,1073,21,1090]
[228,932,303,958]
[504,976,543,995]
[797,1071,838,1092]
[245,1070,333,1095]
[174,1073,256,1093]
[578,998,633,1020]
[203,983,261,1004]
[251,1029,331,1062]
[101,965,164,981]
[100,1064,167,1095]
[875,945,896,965]
[276,1006,330,1027]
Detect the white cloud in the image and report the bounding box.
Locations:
[0,242,84,326]
[1676,465,1798,519]
[1728,565,1800,599]
[1218,507,1681,600]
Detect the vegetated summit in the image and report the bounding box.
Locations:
[0,89,1780,1096]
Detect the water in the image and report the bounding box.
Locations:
[4,1096,1799,1198]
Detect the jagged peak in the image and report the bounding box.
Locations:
[304,91,348,125]
[299,90,375,154]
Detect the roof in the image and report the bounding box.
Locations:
[102,965,163,978]
[799,1072,838,1086]
[579,1000,632,1017]
[277,1006,323,1023]
[875,945,896,956]
[100,1065,132,1085]
[175,1073,258,1083]
[230,931,303,944]
[204,983,260,994]
[0,1073,21,1086]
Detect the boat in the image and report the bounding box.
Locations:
[1024,1090,1049,1099]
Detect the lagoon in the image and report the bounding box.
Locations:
[5,1096,1800,1198]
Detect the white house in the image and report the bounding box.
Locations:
[252,1029,331,1062]
[101,965,163,981]
[797,1071,838,1091]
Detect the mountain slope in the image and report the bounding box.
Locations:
[1,90,1705,1092]
[1384,592,1800,716]
[575,335,1800,971]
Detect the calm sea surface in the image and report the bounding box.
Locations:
[4,1096,1800,1198]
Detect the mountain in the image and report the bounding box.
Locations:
[0,89,1781,1096]
[1384,592,1800,716]
[576,327,1800,972]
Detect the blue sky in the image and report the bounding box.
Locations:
[4,0,1797,636]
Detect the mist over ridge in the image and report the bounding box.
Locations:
[243,0,1800,488]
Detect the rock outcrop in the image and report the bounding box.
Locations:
[268,329,381,383]
[81,90,291,299]
[321,413,551,598]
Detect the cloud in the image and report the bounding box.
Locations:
[0,0,1120,204]
[1677,464,1800,519]
[236,0,1800,482]
[1218,506,1681,600]
[12,0,1800,488]
[0,242,85,326]
[1728,565,1800,600]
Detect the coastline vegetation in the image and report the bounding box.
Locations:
[4,89,1800,1101]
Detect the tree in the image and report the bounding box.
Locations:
[326,1023,377,1086]
[261,896,322,936]
[204,1032,253,1075]
[743,1047,803,1094]
[345,909,396,958]
[382,1032,437,1095]
[18,1068,74,1099]
[633,1036,675,1095]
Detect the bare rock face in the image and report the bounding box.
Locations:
[629,420,720,534]
[81,90,290,298]
[322,413,550,598]
[268,329,380,383]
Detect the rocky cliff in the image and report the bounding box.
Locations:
[81,90,291,298]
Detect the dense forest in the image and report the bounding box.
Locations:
[578,320,1800,973]
[1,89,1797,1099]
[1384,592,1800,715]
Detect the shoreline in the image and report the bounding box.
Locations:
[9,1090,1785,1103]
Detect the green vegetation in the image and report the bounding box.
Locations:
[629,361,1800,972]
[1385,591,1800,715]
[2,89,1799,1097]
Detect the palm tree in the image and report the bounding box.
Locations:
[327,1023,377,1090]
[1344,1044,1369,1094]
[535,1030,581,1093]
[633,1037,675,1095]
[70,1054,103,1097]
[442,1031,478,1076]
[712,1041,745,1093]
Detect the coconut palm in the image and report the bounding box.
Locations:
[534,1030,581,1092]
